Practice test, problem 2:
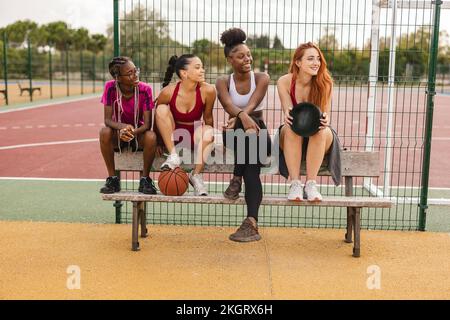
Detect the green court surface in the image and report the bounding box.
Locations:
[1,179,449,232]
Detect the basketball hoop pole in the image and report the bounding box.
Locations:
[364,0,383,197]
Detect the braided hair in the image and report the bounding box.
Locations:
[109,56,132,79]
[220,28,247,57]
[108,56,139,153]
[161,54,197,88]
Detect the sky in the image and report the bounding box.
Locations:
[0,0,449,47]
[0,0,112,35]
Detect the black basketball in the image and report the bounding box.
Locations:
[289,102,323,137]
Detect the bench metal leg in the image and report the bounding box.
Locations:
[353,208,361,257]
[345,207,354,243]
[344,176,354,243]
[114,201,123,224]
[132,201,141,251]
[139,202,148,238]
[114,170,122,224]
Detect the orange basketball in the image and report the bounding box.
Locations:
[158,167,189,196]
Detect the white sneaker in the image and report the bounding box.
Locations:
[189,172,208,196]
[160,153,181,170]
[304,180,323,202]
[288,180,304,201]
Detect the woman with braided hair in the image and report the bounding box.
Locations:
[99,56,158,194]
[155,54,216,196]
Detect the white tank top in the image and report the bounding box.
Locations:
[229,71,264,112]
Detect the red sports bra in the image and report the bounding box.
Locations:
[169,82,205,123]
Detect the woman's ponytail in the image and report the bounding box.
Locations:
[162,55,178,88]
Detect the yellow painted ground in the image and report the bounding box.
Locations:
[1,220,449,300]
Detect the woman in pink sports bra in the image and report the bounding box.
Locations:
[155,54,216,196]
[277,42,340,202]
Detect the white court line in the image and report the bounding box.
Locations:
[0,176,449,191]
[0,138,97,150]
[0,123,104,130]
[432,137,450,141]
[0,177,104,182]
[0,94,100,114]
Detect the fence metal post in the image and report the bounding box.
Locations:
[114,0,120,57]
[66,47,70,96]
[49,46,53,99]
[102,52,106,84]
[419,0,442,231]
[80,50,84,95]
[2,32,8,105]
[92,54,96,93]
[27,37,33,102]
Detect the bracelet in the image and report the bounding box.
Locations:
[236,111,244,119]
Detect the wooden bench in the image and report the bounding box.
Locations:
[17,81,41,97]
[0,89,6,100]
[101,148,393,257]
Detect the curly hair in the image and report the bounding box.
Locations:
[220,28,247,57]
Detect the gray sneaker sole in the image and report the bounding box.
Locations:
[223,191,240,200]
[229,234,261,242]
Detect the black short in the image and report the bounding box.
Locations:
[222,115,272,167]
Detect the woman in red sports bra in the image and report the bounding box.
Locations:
[155,54,216,196]
[277,42,340,202]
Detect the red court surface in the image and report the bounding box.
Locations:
[0,93,449,187]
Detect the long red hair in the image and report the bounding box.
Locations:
[289,42,333,112]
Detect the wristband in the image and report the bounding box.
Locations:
[236,110,244,119]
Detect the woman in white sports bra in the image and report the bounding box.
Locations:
[216,28,272,242]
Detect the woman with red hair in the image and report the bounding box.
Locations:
[277,42,341,202]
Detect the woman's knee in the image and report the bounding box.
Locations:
[310,127,331,141]
[144,130,157,144]
[281,125,302,147]
[195,125,214,143]
[99,127,113,142]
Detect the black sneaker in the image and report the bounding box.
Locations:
[100,176,120,194]
[139,177,157,194]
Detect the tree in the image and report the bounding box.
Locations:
[106,4,186,76]
[272,35,284,49]
[192,38,211,63]
[317,28,339,50]
[43,21,73,50]
[72,28,90,50]
[192,39,226,73]
[3,20,44,46]
[88,34,108,54]
[247,34,270,48]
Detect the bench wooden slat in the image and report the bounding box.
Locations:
[115,149,381,177]
[102,192,393,208]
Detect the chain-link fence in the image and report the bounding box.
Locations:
[0,35,112,106]
[113,0,443,231]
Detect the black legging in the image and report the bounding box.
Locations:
[223,115,272,221]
